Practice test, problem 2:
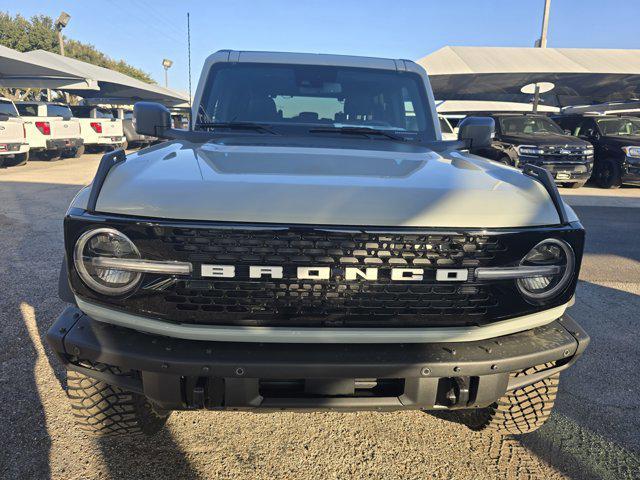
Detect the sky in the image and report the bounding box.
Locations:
[3,0,640,93]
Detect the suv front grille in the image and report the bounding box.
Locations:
[155,230,503,326]
[65,215,584,329]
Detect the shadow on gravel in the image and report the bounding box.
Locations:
[0,303,53,479]
[519,280,640,479]
[96,431,202,480]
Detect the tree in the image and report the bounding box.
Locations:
[0,12,154,83]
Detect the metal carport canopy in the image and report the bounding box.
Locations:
[0,44,97,91]
[417,46,640,106]
[22,50,189,106]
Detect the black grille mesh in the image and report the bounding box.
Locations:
[151,229,505,326]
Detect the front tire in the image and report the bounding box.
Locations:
[567,180,587,189]
[595,159,622,189]
[432,363,559,435]
[498,155,513,166]
[66,369,169,437]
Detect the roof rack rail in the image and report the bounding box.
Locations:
[522,164,569,225]
[87,149,126,213]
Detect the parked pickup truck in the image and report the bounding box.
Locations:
[16,102,83,160]
[70,106,126,153]
[0,97,29,167]
[48,50,589,438]
[553,113,640,188]
[468,113,594,188]
[113,108,156,149]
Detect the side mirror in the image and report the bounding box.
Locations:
[457,116,495,150]
[134,102,173,138]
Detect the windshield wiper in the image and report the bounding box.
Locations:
[194,122,278,135]
[309,126,406,141]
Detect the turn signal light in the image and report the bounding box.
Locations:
[35,121,51,135]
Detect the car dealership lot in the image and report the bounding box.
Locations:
[0,155,639,480]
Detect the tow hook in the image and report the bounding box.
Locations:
[446,377,471,407]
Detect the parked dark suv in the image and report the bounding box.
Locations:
[553,114,640,188]
[470,113,594,188]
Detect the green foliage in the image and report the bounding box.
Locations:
[0,12,154,83]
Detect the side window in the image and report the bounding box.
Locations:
[17,104,38,116]
[576,119,596,137]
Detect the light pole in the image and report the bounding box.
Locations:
[538,0,552,49]
[532,0,551,112]
[54,11,71,103]
[162,59,173,88]
[55,12,71,56]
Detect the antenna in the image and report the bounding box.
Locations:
[187,12,192,130]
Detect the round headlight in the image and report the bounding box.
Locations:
[74,228,141,295]
[517,239,575,301]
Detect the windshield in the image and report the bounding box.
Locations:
[196,63,434,139]
[0,101,18,116]
[47,104,73,117]
[500,116,564,135]
[595,117,640,136]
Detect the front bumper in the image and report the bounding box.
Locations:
[47,306,589,411]
[623,160,640,183]
[529,162,592,183]
[46,138,83,151]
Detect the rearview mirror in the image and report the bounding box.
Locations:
[134,102,173,138]
[457,116,495,149]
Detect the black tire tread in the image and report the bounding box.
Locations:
[445,363,559,435]
[66,369,168,437]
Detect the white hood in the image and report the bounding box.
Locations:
[91,140,562,228]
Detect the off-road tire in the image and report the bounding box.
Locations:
[434,363,559,435]
[595,159,622,189]
[66,369,169,437]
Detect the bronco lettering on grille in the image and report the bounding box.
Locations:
[200,265,469,282]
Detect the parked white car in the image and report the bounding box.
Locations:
[70,106,126,152]
[15,102,83,160]
[0,98,29,167]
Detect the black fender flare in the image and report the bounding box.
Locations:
[58,257,76,305]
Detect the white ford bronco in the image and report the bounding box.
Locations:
[48,51,589,437]
[0,97,29,167]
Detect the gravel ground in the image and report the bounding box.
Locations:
[0,155,639,480]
